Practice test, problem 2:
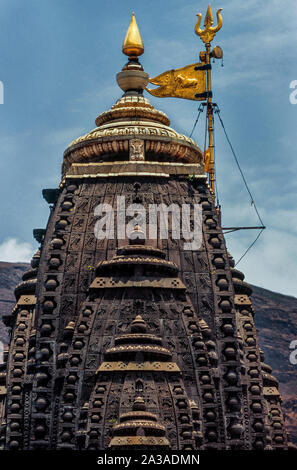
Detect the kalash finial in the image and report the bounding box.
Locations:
[122,12,144,58]
[117,13,148,94]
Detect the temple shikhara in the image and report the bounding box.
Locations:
[0,7,291,450]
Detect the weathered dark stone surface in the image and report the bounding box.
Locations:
[1,265,295,445]
[0,91,292,450]
[0,177,289,450]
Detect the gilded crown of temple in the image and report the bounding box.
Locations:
[63,8,224,179]
[63,12,204,177]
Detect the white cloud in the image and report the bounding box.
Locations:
[216,1,297,89]
[155,0,297,91]
[0,238,34,263]
[225,224,297,298]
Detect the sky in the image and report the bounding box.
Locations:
[0,0,296,297]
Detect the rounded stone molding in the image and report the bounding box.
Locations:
[116,70,149,92]
[63,95,203,175]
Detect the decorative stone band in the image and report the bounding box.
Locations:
[67,120,198,146]
[113,421,166,432]
[97,361,181,372]
[96,105,170,127]
[95,96,170,127]
[89,277,187,290]
[115,334,162,344]
[105,344,172,357]
[108,436,170,447]
[119,411,158,420]
[98,257,177,272]
[63,120,202,175]
[61,161,206,185]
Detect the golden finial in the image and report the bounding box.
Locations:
[204,4,214,27]
[122,12,144,57]
[195,4,223,44]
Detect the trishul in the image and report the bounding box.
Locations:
[195,4,222,44]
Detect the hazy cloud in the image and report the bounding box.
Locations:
[226,226,297,297]
[0,238,34,263]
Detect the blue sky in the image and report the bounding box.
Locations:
[0,0,296,297]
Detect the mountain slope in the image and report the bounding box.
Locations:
[251,284,297,445]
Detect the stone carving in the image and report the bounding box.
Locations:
[129,139,145,161]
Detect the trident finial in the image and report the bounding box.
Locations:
[195,4,222,44]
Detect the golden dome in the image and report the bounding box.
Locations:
[63,94,202,175]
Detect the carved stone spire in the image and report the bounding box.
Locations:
[0,8,291,452]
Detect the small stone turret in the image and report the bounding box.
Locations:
[109,397,170,449]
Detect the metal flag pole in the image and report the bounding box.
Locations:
[195,4,223,196]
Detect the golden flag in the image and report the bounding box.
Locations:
[146,63,207,101]
[203,148,211,173]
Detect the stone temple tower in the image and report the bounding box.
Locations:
[0,14,290,451]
